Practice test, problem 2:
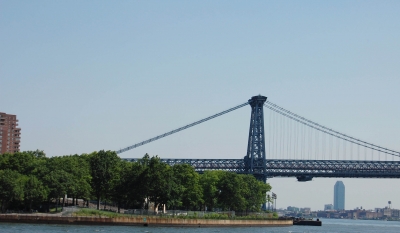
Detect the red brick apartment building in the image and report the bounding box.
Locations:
[0,112,21,154]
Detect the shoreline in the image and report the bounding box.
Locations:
[0,214,292,227]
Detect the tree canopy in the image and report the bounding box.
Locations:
[0,151,272,213]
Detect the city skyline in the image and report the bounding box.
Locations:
[1,1,399,210]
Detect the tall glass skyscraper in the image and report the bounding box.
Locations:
[334,181,345,210]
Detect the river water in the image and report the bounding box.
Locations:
[1,218,400,233]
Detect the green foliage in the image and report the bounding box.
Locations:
[49,207,63,213]
[199,170,223,211]
[74,208,126,218]
[89,150,120,209]
[217,172,246,211]
[24,175,47,210]
[203,213,230,219]
[240,175,271,212]
[125,160,147,208]
[0,151,46,176]
[110,160,132,212]
[0,169,25,212]
[200,171,271,212]
[0,151,272,213]
[172,164,203,210]
[145,156,173,211]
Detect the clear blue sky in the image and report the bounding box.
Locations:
[1,0,399,210]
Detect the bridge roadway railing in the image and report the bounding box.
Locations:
[123,158,400,179]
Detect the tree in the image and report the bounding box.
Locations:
[239,175,271,212]
[24,175,47,211]
[216,172,246,211]
[43,169,73,212]
[0,151,43,176]
[73,154,92,205]
[148,156,172,212]
[89,150,120,210]
[139,155,173,213]
[110,160,131,213]
[0,169,25,212]
[58,155,91,205]
[124,158,148,209]
[200,170,224,211]
[172,164,203,210]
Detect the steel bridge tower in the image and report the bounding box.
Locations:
[245,95,268,182]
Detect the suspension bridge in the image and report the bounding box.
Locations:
[118,95,400,182]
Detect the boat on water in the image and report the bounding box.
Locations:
[292,217,322,226]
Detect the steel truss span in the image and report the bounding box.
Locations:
[265,159,400,180]
[123,158,400,180]
[123,158,246,173]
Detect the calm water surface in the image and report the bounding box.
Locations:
[1,219,400,233]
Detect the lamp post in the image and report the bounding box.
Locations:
[272,193,277,211]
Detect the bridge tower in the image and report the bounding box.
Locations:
[245,95,268,182]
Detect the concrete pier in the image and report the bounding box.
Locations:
[0,214,292,227]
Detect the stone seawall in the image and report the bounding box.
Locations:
[0,214,292,227]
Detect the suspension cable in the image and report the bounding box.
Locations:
[116,102,249,154]
[264,104,400,157]
[265,101,400,156]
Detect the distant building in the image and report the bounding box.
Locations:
[287,206,300,212]
[392,209,400,218]
[334,181,345,210]
[300,208,311,215]
[0,112,21,154]
[312,207,400,220]
[325,204,334,210]
[384,207,392,217]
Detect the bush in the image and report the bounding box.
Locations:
[74,209,125,218]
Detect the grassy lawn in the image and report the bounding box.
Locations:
[73,208,278,220]
[73,209,126,218]
[49,207,63,213]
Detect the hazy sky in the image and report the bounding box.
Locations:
[1,0,399,211]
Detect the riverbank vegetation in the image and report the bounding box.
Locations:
[0,150,271,213]
[73,208,278,220]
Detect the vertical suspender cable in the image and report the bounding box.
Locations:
[309,127,312,160]
[314,129,317,160]
[269,109,272,159]
[302,123,304,160]
[365,145,368,160]
[265,101,399,156]
[322,131,325,160]
[279,116,284,158]
[337,137,339,160]
[289,118,292,159]
[330,134,332,160]
[294,119,297,160]
[275,111,278,159]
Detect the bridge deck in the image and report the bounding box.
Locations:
[123,158,400,179]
